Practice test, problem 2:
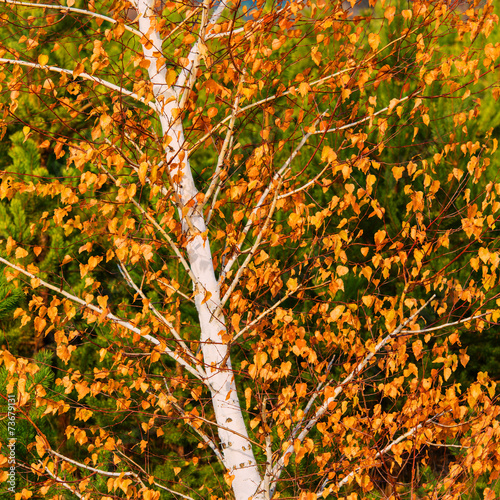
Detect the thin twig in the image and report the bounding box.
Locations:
[318,411,450,495]
[49,449,195,500]
[162,378,225,465]
[220,114,324,281]
[231,291,296,343]
[313,93,416,135]
[277,163,330,200]
[101,165,197,285]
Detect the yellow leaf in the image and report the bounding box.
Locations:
[166,68,177,86]
[384,6,396,24]
[138,162,148,186]
[299,81,310,97]
[127,183,137,199]
[484,488,495,500]
[73,62,84,78]
[15,247,29,259]
[183,34,196,45]
[368,33,380,51]
[478,247,490,263]
[311,46,322,66]
[35,435,47,457]
[38,54,48,66]
[201,291,212,304]
[422,114,430,126]
[362,295,374,308]
[374,229,387,247]
[402,9,412,21]
[286,277,298,291]
[336,265,349,276]
[272,39,282,51]
[62,254,73,265]
[392,166,405,181]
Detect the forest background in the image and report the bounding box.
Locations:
[0,0,500,498]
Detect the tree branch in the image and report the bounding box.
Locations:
[43,462,83,499]
[204,71,244,206]
[48,449,195,500]
[219,174,283,310]
[0,58,154,108]
[317,411,450,496]
[220,122,320,282]
[0,256,205,382]
[162,378,225,465]
[0,0,142,37]
[231,290,297,343]
[175,0,227,93]
[117,261,199,367]
[400,310,494,335]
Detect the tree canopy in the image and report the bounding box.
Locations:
[0,0,500,499]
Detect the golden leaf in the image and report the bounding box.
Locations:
[384,6,396,24]
[15,247,28,259]
[201,291,212,304]
[138,162,148,186]
[166,68,177,86]
[392,166,405,181]
[38,54,48,67]
[368,33,380,51]
[73,62,84,78]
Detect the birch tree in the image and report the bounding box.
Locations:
[1,0,500,499]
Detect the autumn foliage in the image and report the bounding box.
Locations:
[0,0,500,498]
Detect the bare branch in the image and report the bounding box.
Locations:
[176,0,227,93]
[157,278,195,303]
[220,121,321,282]
[163,378,225,464]
[188,70,352,156]
[313,93,417,135]
[231,291,297,343]
[204,72,244,206]
[318,411,451,496]
[188,30,419,156]
[100,165,198,285]
[277,164,330,200]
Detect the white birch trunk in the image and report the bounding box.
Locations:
[136,2,265,498]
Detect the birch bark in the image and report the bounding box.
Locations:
[136,1,265,498]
